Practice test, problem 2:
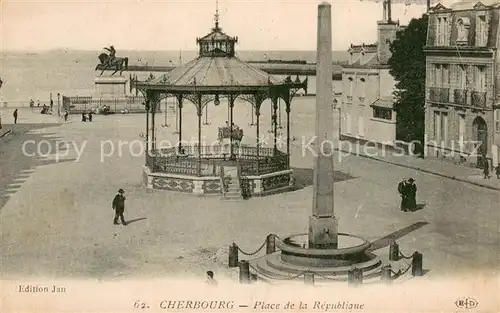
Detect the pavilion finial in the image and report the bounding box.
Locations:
[214,0,220,30]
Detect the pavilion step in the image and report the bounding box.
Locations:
[249,253,383,285]
[221,165,243,200]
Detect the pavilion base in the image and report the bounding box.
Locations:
[142,166,294,197]
[249,233,382,284]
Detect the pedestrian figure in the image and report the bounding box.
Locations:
[406,178,417,211]
[483,160,490,179]
[81,112,87,122]
[29,99,34,108]
[112,189,127,226]
[64,110,69,122]
[496,165,500,179]
[13,109,18,124]
[205,271,217,286]
[37,99,40,107]
[397,178,408,212]
[88,111,93,122]
[50,99,54,110]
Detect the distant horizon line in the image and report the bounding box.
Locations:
[1,48,348,53]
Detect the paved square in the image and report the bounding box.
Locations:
[0,105,498,282]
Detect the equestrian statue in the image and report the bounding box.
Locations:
[95,45,129,76]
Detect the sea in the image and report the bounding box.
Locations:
[0,50,349,105]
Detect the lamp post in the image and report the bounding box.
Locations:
[57,93,61,117]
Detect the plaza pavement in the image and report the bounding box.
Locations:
[334,140,500,191]
[0,103,498,285]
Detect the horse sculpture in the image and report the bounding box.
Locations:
[95,53,129,76]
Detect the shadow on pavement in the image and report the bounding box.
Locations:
[0,123,70,210]
[291,167,356,190]
[408,203,427,212]
[125,217,147,225]
[366,221,429,252]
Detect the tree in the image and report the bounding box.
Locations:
[388,14,428,154]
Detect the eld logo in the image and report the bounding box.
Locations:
[455,298,479,309]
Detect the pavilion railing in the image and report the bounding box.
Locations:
[146,145,289,176]
[239,151,289,176]
[62,95,148,114]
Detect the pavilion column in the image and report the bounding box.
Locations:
[255,105,261,174]
[145,97,150,155]
[229,95,235,160]
[271,96,278,154]
[285,100,291,169]
[150,96,157,151]
[197,94,203,177]
[177,96,184,152]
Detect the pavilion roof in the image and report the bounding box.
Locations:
[153,56,281,87]
[198,28,234,42]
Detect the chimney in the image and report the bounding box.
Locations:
[377,0,398,64]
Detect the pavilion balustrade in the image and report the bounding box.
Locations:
[63,95,148,114]
[146,145,289,176]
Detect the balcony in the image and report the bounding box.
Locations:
[471,91,487,107]
[429,87,449,103]
[453,89,467,106]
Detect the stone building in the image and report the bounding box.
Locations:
[340,1,404,147]
[424,0,500,169]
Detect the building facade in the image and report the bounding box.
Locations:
[424,0,500,169]
[340,1,403,147]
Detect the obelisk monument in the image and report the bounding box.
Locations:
[308,2,338,249]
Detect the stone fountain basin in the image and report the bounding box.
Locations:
[276,233,373,267]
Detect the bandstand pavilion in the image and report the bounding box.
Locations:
[133,11,307,197]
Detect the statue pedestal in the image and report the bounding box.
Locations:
[94,76,127,99]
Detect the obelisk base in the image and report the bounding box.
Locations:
[308,216,338,249]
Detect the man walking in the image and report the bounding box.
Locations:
[13,109,18,124]
[398,178,408,212]
[112,188,127,226]
[406,178,417,211]
[483,160,490,179]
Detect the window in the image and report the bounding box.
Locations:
[443,17,448,45]
[434,111,448,146]
[346,113,352,133]
[458,65,467,89]
[358,114,365,137]
[437,16,449,46]
[434,111,441,142]
[373,108,392,120]
[475,66,486,92]
[433,64,449,87]
[459,114,466,144]
[441,112,448,146]
[477,15,487,46]
[347,77,354,99]
[435,64,442,87]
[437,17,443,45]
[428,64,435,86]
[442,64,450,87]
[495,110,500,133]
[360,78,366,100]
[457,19,467,44]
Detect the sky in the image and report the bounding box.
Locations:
[1,0,457,52]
